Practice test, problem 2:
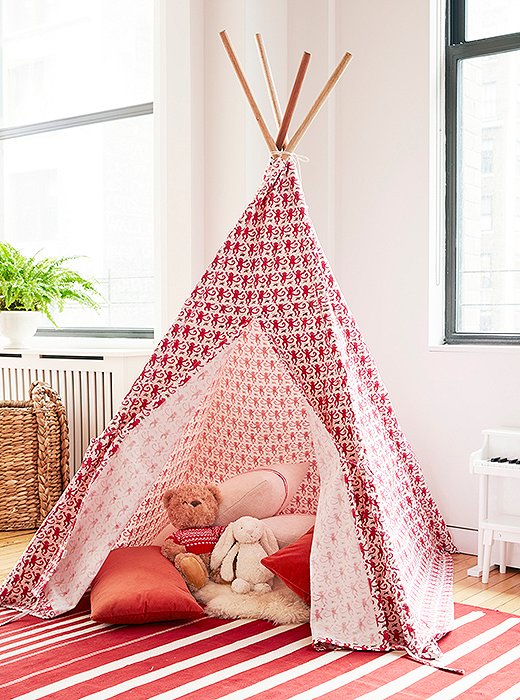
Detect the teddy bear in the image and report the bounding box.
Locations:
[160,483,225,590]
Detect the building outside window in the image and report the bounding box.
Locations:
[445,0,520,343]
[481,127,496,174]
[0,0,154,338]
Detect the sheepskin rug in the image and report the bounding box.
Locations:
[194,578,309,625]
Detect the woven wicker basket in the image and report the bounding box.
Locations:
[0,381,70,530]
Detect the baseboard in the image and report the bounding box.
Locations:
[448,525,478,555]
[448,524,520,570]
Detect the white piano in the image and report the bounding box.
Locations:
[469,427,520,582]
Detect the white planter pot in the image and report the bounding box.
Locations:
[0,311,41,348]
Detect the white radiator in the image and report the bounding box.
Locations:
[0,347,151,474]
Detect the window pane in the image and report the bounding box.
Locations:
[0,115,154,330]
[457,51,520,334]
[466,0,520,41]
[0,0,153,127]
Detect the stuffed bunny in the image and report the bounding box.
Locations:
[210,516,279,594]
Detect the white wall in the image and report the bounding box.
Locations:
[332,0,520,561]
[159,0,520,560]
[155,0,205,335]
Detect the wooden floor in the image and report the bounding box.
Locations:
[453,552,520,614]
[0,530,36,583]
[1,532,519,615]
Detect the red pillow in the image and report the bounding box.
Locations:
[90,546,204,624]
[261,527,313,605]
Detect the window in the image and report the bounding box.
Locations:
[481,81,497,119]
[0,0,154,338]
[480,194,493,230]
[446,0,520,343]
[481,127,496,173]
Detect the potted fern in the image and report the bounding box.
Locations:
[0,242,101,347]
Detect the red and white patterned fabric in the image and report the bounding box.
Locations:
[166,526,226,555]
[0,157,455,661]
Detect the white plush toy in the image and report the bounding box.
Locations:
[210,516,279,594]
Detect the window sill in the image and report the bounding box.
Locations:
[429,343,520,353]
[0,335,155,357]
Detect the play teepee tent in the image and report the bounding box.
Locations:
[0,32,455,662]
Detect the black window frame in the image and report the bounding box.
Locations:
[445,0,520,344]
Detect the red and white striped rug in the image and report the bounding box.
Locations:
[0,601,518,699]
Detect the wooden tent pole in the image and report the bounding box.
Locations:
[276,51,311,151]
[254,33,282,129]
[219,30,277,154]
[284,51,352,157]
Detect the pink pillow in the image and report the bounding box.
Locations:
[215,463,310,526]
[262,528,313,605]
[152,474,283,542]
[90,546,204,624]
[261,514,315,548]
[152,464,311,544]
